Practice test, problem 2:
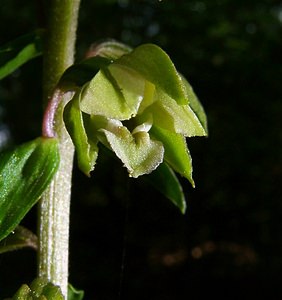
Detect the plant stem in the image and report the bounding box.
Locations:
[38,0,81,297]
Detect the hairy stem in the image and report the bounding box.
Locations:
[38,0,81,297]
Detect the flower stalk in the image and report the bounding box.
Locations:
[38,0,81,297]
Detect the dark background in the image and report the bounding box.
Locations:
[0,0,282,299]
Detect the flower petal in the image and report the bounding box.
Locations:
[147,90,206,137]
[181,75,208,133]
[146,163,187,214]
[150,125,195,186]
[64,89,98,176]
[99,120,164,178]
[80,65,145,120]
[114,44,188,105]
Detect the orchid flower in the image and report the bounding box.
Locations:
[62,41,207,212]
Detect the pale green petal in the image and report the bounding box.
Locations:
[108,64,146,115]
[80,65,145,120]
[149,90,206,137]
[64,90,99,176]
[137,80,156,114]
[181,75,208,133]
[114,44,188,105]
[150,125,195,186]
[99,120,164,178]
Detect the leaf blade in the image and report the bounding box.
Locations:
[0,30,43,80]
[0,137,60,241]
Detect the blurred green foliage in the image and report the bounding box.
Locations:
[0,0,281,299]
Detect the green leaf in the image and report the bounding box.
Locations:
[0,137,60,241]
[114,44,188,105]
[150,126,195,187]
[64,90,98,176]
[68,284,84,300]
[146,163,186,213]
[11,278,64,300]
[99,118,164,177]
[0,226,37,254]
[0,30,43,80]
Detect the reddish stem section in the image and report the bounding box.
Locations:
[42,89,63,138]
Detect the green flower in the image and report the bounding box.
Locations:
[63,41,207,211]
